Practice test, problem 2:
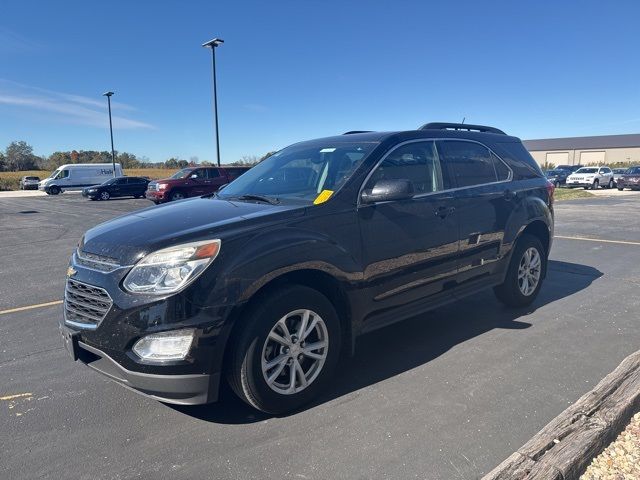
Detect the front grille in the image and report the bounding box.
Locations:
[64,279,113,329]
[76,249,120,272]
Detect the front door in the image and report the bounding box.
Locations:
[357,140,460,326]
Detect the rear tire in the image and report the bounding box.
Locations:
[227,285,342,414]
[494,234,546,308]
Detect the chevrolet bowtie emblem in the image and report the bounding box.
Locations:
[66,266,77,278]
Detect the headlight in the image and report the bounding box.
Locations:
[158,183,168,190]
[133,328,195,362]
[88,189,97,192]
[123,239,221,294]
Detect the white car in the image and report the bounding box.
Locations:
[566,166,614,190]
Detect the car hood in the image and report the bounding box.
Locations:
[81,196,305,265]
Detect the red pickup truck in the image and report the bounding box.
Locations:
[145,166,251,203]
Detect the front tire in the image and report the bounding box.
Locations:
[100,191,110,201]
[48,185,60,195]
[494,234,546,308]
[170,191,186,201]
[591,179,599,190]
[227,285,342,414]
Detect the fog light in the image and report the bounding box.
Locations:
[132,329,195,362]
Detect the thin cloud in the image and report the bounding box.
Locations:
[0,28,41,54]
[0,79,154,129]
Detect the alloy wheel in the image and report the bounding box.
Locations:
[517,247,541,296]
[261,309,329,395]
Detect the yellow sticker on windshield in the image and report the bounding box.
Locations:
[313,189,334,205]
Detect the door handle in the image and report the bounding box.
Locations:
[434,206,455,218]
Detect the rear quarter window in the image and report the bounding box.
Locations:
[494,141,543,180]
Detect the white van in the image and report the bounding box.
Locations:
[39,163,124,195]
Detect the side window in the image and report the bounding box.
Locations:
[365,141,445,195]
[437,141,505,188]
[189,169,203,179]
[57,169,70,179]
[493,153,511,181]
[207,168,221,179]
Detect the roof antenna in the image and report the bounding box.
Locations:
[461,117,466,124]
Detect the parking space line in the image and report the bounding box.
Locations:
[0,300,63,315]
[555,235,640,246]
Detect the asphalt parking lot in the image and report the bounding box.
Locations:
[1,194,640,480]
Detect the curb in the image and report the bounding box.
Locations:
[482,350,640,480]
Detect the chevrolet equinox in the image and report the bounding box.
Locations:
[60,122,554,414]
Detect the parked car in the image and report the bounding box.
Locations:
[616,166,640,191]
[39,163,124,195]
[60,122,554,414]
[612,168,628,187]
[145,166,251,203]
[565,166,614,189]
[555,164,582,173]
[545,169,569,187]
[82,176,150,200]
[19,176,40,190]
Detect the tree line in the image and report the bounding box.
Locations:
[0,140,275,172]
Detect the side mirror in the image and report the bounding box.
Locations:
[218,183,228,192]
[361,179,414,204]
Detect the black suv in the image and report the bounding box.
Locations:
[60,123,554,414]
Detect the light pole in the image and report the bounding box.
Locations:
[202,37,224,166]
[102,91,116,177]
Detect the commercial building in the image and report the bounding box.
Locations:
[523,133,640,167]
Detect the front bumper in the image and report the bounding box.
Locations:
[60,250,234,405]
[60,324,218,404]
[145,190,166,202]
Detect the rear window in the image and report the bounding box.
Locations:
[25,176,40,180]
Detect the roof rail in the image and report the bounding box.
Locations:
[419,122,506,135]
[342,130,372,135]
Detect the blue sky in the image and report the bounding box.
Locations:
[1,0,639,163]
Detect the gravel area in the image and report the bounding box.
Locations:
[581,412,640,480]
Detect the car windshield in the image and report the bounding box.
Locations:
[169,169,193,179]
[218,141,378,203]
[613,169,627,174]
[575,168,598,174]
[48,169,60,178]
[626,167,640,174]
[546,170,563,175]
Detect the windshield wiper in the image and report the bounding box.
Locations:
[233,194,280,205]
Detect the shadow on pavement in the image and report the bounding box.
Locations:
[171,260,602,424]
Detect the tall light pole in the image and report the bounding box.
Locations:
[202,37,224,166]
[102,91,117,177]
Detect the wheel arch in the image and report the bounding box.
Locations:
[221,268,354,377]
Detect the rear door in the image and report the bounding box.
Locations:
[436,140,512,286]
[357,140,460,324]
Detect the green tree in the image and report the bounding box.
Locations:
[0,152,6,171]
[117,152,140,169]
[5,141,38,171]
[165,157,179,169]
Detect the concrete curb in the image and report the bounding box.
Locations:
[482,350,640,480]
